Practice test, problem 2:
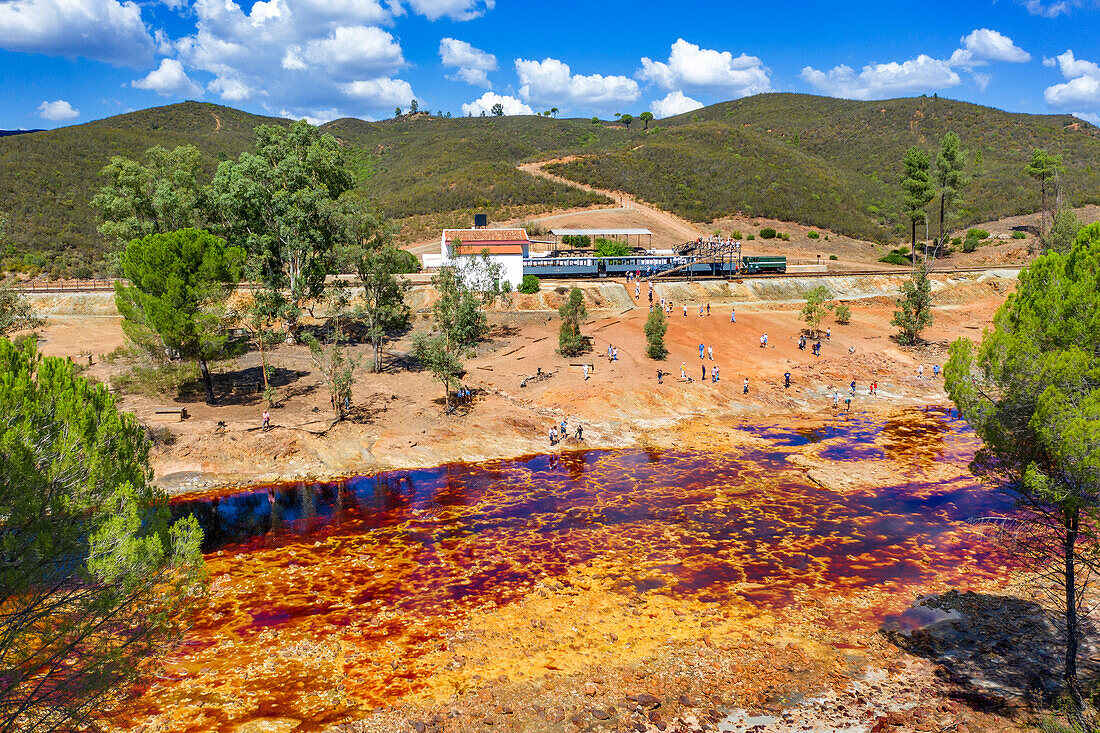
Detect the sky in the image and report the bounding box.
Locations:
[2,0,1100,130]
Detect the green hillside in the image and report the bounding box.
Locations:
[2,94,1099,277]
[549,93,1100,242]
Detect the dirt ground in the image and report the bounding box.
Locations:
[26,270,1056,733]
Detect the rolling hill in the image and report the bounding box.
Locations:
[2,94,1099,277]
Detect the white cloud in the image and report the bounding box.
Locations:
[801,55,961,100]
[0,0,155,67]
[132,58,203,97]
[405,0,494,21]
[638,39,770,96]
[650,90,704,118]
[1044,50,1100,108]
[171,0,415,118]
[340,77,414,107]
[279,107,346,125]
[461,92,533,116]
[440,37,496,88]
[1075,111,1100,126]
[37,99,80,121]
[515,57,640,110]
[949,28,1031,67]
[971,72,992,92]
[1020,0,1085,17]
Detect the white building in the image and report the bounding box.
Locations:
[423,228,530,290]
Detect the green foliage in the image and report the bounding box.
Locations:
[879,251,909,265]
[518,274,540,294]
[1025,148,1065,235]
[304,285,361,420]
[560,234,591,247]
[746,234,755,240]
[731,229,742,239]
[620,114,634,128]
[780,232,790,241]
[934,131,968,243]
[1045,207,1083,253]
[112,361,200,398]
[807,230,820,239]
[410,331,464,407]
[591,117,600,124]
[431,263,494,351]
[5,96,1100,274]
[230,281,283,401]
[834,301,851,324]
[557,287,589,356]
[0,282,42,337]
[92,144,206,249]
[759,227,777,239]
[1012,230,1027,239]
[210,120,353,333]
[0,337,206,733]
[116,228,244,403]
[800,285,834,337]
[944,223,1100,715]
[491,103,504,117]
[644,306,668,359]
[340,235,412,373]
[967,228,991,239]
[639,112,654,129]
[389,247,421,273]
[902,145,934,247]
[891,261,934,344]
[828,253,838,260]
[594,238,631,257]
[951,236,963,245]
[963,232,981,253]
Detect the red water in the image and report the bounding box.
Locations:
[137,408,1006,730]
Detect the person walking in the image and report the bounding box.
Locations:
[743,378,749,394]
[784,371,791,388]
[706,303,711,317]
[681,362,687,380]
[845,396,851,412]
[683,304,688,317]
[657,369,664,384]
[699,342,705,359]
[702,364,707,381]
[262,409,270,430]
[713,365,719,383]
[699,305,704,317]
[549,426,556,446]
[832,391,840,408]
[850,380,856,395]
[576,424,583,440]
[918,364,924,380]
[826,327,831,341]
[730,308,736,323]
[583,363,589,380]
[561,419,568,438]
[933,364,940,379]
[708,346,713,360]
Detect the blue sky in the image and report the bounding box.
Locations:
[2,0,1100,130]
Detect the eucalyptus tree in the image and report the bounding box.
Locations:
[934,132,967,250]
[210,121,353,339]
[92,145,206,246]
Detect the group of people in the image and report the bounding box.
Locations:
[548,418,583,446]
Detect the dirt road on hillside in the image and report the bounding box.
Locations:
[519,157,704,244]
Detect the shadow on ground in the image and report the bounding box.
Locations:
[883,589,1100,711]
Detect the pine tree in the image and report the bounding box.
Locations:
[890,260,934,345]
[902,146,934,259]
[644,306,668,359]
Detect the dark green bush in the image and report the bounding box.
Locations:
[780,232,790,241]
[1012,230,1026,239]
[561,234,591,247]
[747,234,755,240]
[807,231,820,239]
[951,236,963,246]
[879,252,909,265]
[759,228,777,239]
[731,230,742,239]
[518,274,540,294]
[962,235,979,253]
[391,247,421,273]
[967,228,990,240]
[594,238,630,257]
[829,254,838,260]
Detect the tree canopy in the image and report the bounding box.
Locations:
[210,121,353,334]
[934,132,967,248]
[1025,148,1064,238]
[944,221,1100,716]
[901,146,933,253]
[0,337,206,732]
[891,260,934,345]
[116,228,245,403]
[92,145,206,247]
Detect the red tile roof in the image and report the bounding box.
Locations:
[453,242,526,255]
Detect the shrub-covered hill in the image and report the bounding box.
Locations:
[3,94,1100,277]
[548,93,1100,243]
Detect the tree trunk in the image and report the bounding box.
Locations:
[373,333,383,373]
[1064,506,1083,714]
[939,195,946,249]
[258,338,270,391]
[1041,180,1048,239]
[199,356,216,405]
[911,220,917,263]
